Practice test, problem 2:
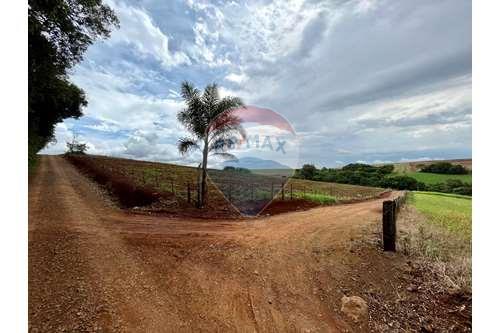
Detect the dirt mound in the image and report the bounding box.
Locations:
[261,198,321,215]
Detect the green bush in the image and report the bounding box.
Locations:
[420,162,469,175]
[223,166,251,174]
[293,163,471,196]
[380,176,419,190]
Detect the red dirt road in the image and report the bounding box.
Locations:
[29,156,422,332]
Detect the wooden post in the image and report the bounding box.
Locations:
[271,183,274,198]
[290,183,293,200]
[187,182,191,203]
[392,198,397,219]
[251,183,254,200]
[383,200,396,252]
[281,181,285,200]
[228,183,232,202]
[171,179,174,193]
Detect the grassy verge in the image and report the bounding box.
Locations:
[411,191,471,238]
[398,191,471,293]
[296,192,337,205]
[394,171,471,185]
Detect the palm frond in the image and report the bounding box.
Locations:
[202,83,220,112]
[180,81,200,101]
[177,82,207,138]
[208,111,246,144]
[209,136,235,152]
[177,137,200,155]
[215,96,244,117]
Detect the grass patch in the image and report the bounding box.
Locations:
[297,192,337,205]
[398,191,472,293]
[410,191,471,238]
[412,191,471,200]
[394,171,471,185]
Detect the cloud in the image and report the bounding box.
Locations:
[42,0,471,167]
[106,0,191,68]
[225,72,247,84]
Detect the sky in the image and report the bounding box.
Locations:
[42,0,472,168]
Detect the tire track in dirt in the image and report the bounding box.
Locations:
[30,156,401,332]
[30,157,187,331]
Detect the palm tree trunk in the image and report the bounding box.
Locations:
[200,135,209,207]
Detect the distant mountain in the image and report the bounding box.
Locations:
[222,157,291,170]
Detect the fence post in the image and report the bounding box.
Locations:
[393,198,397,219]
[271,182,274,198]
[251,183,254,201]
[281,181,285,200]
[171,179,174,193]
[290,183,293,200]
[228,183,232,202]
[187,182,191,203]
[382,200,396,251]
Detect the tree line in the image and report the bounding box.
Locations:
[29,0,119,167]
[294,162,471,195]
[420,162,469,174]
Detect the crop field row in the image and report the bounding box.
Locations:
[67,155,387,216]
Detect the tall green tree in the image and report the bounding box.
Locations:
[177,82,245,207]
[28,0,119,165]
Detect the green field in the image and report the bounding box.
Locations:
[411,191,472,239]
[395,171,471,185]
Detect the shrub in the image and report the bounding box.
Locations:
[380,176,419,190]
[297,164,318,180]
[378,164,395,175]
[223,166,251,174]
[420,162,469,175]
[341,163,378,173]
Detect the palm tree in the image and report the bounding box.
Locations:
[177,81,245,207]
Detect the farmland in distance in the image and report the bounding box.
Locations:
[66,154,387,217]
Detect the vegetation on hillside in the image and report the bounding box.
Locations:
[223,166,251,174]
[29,0,119,167]
[294,162,472,195]
[394,171,472,185]
[420,162,469,175]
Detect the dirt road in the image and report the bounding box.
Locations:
[28,156,420,332]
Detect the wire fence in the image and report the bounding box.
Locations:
[136,171,381,207]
